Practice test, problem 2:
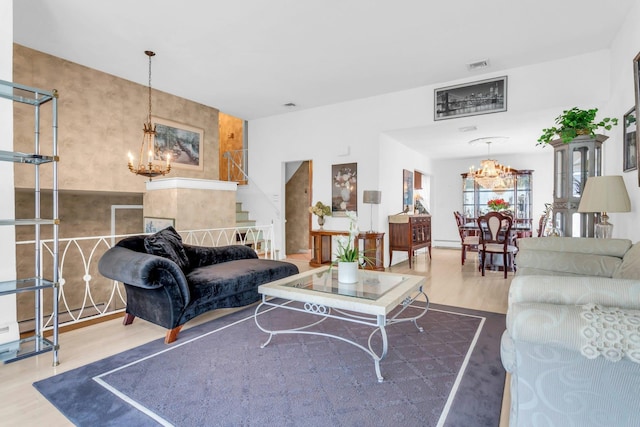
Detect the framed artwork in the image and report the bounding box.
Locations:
[403,169,413,211]
[434,76,507,121]
[331,163,357,216]
[634,51,640,185]
[152,116,204,171]
[623,106,637,172]
[144,217,175,233]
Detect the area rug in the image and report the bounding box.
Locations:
[34,302,506,427]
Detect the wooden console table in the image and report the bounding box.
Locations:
[388,214,431,268]
[309,230,349,267]
[309,229,385,271]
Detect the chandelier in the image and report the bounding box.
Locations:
[128,50,171,180]
[468,139,514,190]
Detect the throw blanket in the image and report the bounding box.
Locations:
[581,303,640,363]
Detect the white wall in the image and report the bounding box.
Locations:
[249,47,620,262]
[603,0,640,243]
[1,1,18,343]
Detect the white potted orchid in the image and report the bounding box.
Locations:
[334,211,363,283]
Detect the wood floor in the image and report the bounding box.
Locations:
[0,247,512,426]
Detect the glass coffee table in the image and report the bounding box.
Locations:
[254,266,428,382]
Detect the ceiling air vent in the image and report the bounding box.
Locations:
[467,59,489,71]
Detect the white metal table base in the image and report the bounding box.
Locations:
[254,291,429,382]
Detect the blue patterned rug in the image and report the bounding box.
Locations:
[34,302,505,426]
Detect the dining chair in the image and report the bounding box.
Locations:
[454,211,479,265]
[477,211,518,278]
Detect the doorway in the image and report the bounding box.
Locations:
[284,160,312,259]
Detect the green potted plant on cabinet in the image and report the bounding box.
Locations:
[537,107,618,145]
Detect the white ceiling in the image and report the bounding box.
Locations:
[12,0,635,159]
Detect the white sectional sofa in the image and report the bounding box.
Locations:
[501,237,640,426]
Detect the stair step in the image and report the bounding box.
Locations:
[236,220,256,227]
[236,211,250,221]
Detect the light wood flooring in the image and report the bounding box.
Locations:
[0,247,512,426]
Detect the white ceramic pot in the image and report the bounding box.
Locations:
[338,261,358,284]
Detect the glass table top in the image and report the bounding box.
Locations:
[282,268,408,300]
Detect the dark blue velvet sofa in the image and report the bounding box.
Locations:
[98,227,299,343]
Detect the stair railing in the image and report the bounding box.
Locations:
[223,149,281,219]
[224,149,248,183]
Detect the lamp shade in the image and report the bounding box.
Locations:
[577,176,631,213]
[363,190,382,204]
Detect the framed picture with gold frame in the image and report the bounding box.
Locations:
[152,116,204,171]
[144,217,175,233]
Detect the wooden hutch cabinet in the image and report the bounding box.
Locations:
[388,214,431,268]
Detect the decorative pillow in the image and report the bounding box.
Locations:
[143,226,190,271]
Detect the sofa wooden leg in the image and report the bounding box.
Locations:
[165,326,183,344]
[123,313,135,325]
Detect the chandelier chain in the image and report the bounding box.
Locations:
[147,51,154,123]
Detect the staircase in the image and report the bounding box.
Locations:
[235,202,255,228]
[235,202,268,256]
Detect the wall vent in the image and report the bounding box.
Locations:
[467,59,489,70]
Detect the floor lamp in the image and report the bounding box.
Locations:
[363,190,382,232]
[577,175,631,238]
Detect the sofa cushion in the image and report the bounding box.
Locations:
[186,258,299,301]
[144,226,190,271]
[613,243,640,280]
[516,250,622,277]
[517,237,632,257]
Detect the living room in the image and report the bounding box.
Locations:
[3,1,640,426]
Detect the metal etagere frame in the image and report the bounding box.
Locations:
[0,79,60,365]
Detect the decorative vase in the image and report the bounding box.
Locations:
[338,261,358,283]
[340,187,351,202]
[317,215,325,228]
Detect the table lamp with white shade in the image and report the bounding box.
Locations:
[362,190,382,232]
[577,175,631,238]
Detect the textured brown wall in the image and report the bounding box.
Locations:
[143,187,235,230]
[13,44,220,193]
[285,161,310,254]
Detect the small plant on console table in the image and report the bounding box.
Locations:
[537,107,618,145]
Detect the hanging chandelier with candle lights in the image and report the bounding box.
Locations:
[468,139,514,190]
[128,50,171,180]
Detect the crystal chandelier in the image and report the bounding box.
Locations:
[468,140,514,190]
[128,50,171,180]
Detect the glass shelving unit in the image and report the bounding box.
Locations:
[0,79,60,365]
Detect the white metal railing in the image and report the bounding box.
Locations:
[223,149,248,183]
[15,224,275,332]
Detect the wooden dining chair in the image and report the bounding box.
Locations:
[454,211,479,265]
[477,211,518,278]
